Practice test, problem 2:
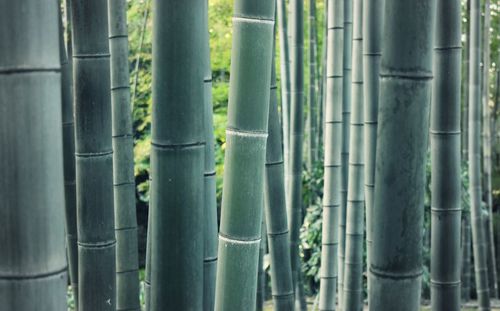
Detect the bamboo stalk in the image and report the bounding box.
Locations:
[264,39,295,310]
[149,1,205,309]
[341,0,364,309]
[462,212,472,301]
[469,0,491,308]
[214,2,275,310]
[257,215,267,311]
[71,0,116,309]
[108,1,140,309]
[0,1,67,309]
[368,1,436,310]
[430,0,462,309]
[318,0,343,309]
[61,0,79,307]
[462,0,470,159]
[307,0,318,168]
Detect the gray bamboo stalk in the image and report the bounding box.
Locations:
[362,0,383,297]
[469,0,491,308]
[318,0,343,309]
[264,41,295,310]
[257,215,267,311]
[482,0,498,298]
[202,1,218,310]
[0,1,67,309]
[338,0,352,305]
[131,0,150,108]
[288,0,305,306]
[368,1,436,310]
[341,0,364,309]
[214,2,275,310]
[462,0,470,159]
[277,0,291,191]
[71,0,116,309]
[307,0,318,168]
[144,201,152,311]
[108,1,140,309]
[149,1,205,309]
[430,0,462,308]
[61,0,79,306]
[462,213,472,301]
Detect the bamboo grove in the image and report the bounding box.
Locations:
[1,0,500,311]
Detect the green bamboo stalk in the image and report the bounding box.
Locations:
[144,201,152,311]
[341,0,363,309]
[71,0,116,309]
[317,1,327,151]
[150,1,205,309]
[482,0,498,299]
[338,0,352,305]
[277,0,291,190]
[362,0,383,297]
[264,41,295,310]
[214,2,275,310]
[318,0,343,309]
[61,0,79,307]
[461,213,472,301]
[288,0,305,307]
[469,0,491,308]
[108,1,140,309]
[202,1,218,310]
[462,0,470,159]
[307,0,318,168]
[430,0,462,308]
[0,1,67,309]
[257,215,267,311]
[368,1,436,310]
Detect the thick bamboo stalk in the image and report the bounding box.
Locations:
[469,0,491,309]
[362,0,383,297]
[108,1,140,309]
[0,1,67,309]
[307,0,318,168]
[71,1,116,309]
[214,2,275,310]
[482,0,498,299]
[150,1,205,309]
[61,0,79,307]
[277,0,291,190]
[430,0,462,309]
[264,42,295,310]
[368,1,436,310]
[318,0,343,309]
[288,0,305,306]
[338,1,352,305]
[202,1,218,310]
[341,0,364,309]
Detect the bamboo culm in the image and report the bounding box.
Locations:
[430,0,462,309]
[150,1,205,309]
[71,0,116,309]
[341,0,364,309]
[264,38,295,310]
[307,0,318,168]
[214,2,275,309]
[256,215,267,311]
[469,0,491,308]
[318,0,343,309]
[0,1,67,309]
[108,1,140,309]
[368,1,436,310]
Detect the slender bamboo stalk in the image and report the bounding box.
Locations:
[150,1,205,309]
[61,0,79,307]
[277,0,291,191]
[131,0,150,108]
[482,0,498,298]
[461,212,472,301]
[341,1,364,310]
[307,0,318,168]
[362,0,383,298]
[71,1,116,309]
[214,2,275,310]
[338,0,352,305]
[368,1,436,310]
[462,0,470,159]
[430,0,462,308]
[144,200,152,311]
[318,0,343,309]
[202,1,218,310]
[469,0,491,308]
[108,1,140,309]
[0,1,67,309]
[264,40,295,310]
[257,215,267,311]
[288,0,305,307]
